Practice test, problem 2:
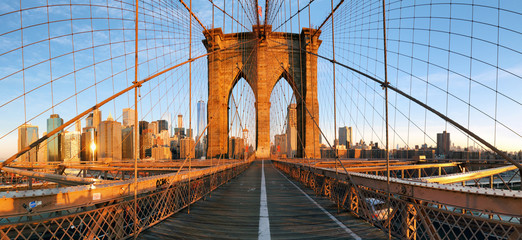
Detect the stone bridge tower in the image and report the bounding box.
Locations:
[203,25,321,159]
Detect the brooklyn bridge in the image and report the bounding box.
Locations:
[0,0,521,239]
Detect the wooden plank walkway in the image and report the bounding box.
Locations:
[140,160,387,239]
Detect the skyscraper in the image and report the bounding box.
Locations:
[196,100,206,139]
[139,121,149,135]
[286,104,297,158]
[122,108,135,127]
[81,127,96,161]
[86,113,94,128]
[170,113,175,137]
[228,137,245,159]
[97,113,122,162]
[275,134,287,155]
[121,126,135,160]
[38,132,48,162]
[177,114,183,128]
[18,123,38,162]
[180,138,195,159]
[157,119,168,133]
[149,121,158,134]
[47,114,63,162]
[339,126,352,148]
[61,131,81,163]
[186,128,193,139]
[140,128,154,158]
[75,119,82,132]
[152,146,172,160]
[437,131,451,156]
[93,109,102,129]
[157,130,170,146]
[174,114,185,141]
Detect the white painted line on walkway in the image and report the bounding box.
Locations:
[258,160,271,240]
[275,165,362,240]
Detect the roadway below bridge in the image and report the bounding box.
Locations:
[141,160,386,239]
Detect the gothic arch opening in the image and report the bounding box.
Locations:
[270,77,297,158]
[227,77,256,159]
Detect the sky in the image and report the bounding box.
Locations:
[1,0,522,160]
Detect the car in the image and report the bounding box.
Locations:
[365,198,393,221]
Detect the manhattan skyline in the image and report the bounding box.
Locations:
[1,1,522,160]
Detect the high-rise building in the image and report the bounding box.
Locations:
[180,138,195,159]
[196,135,207,159]
[47,114,63,162]
[177,114,183,128]
[174,127,186,141]
[286,104,297,158]
[186,128,193,139]
[155,130,170,147]
[437,131,451,156]
[228,137,245,159]
[61,131,81,163]
[140,128,154,158]
[86,113,94,128]
[170,138,180,159]
[122,108,135,127]
[152,146,171,160]
[121,126,135,160]
[38,132,48,162]
[170,113,174,137]
[75,119,82,132]
[93,109,102,129]
[81,127,96,161]
[339,126,352,148]
[139,121,149,135]
[18,123,38,162]
[157,119,168,133]
[97,113,122,162]
[149,121,158,134]
[228,137,236,159]
[196,100,206,139]
[235,137,245,159]
[275,134,287,156]
[287,104,297,127]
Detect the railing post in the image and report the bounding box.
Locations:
[349,186,359,216]
[403,202,417,240]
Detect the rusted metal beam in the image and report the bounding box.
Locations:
[1,167,106,186]
[274,160,522,217]
[332,162,459,172]
[0,182,57,191]
[315,160,412,168]
[0,161,249,217]
[420,165,517,184]
[70,166,185,171]
[7,159,242,170]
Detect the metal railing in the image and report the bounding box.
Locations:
[273,160,522,240]
[0,157,253,239]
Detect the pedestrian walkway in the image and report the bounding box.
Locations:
[141,160,387,239]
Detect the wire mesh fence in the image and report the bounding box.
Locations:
[0,160,251,240]
[273,160,522,240]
